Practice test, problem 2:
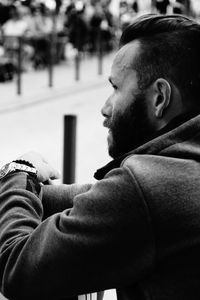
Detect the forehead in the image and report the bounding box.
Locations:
[111,40,141,77]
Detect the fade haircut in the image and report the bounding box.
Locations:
[120,14,200,106]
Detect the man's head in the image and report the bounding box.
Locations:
[101,14,200,158]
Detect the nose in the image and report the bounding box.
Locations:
[101,96,112,118]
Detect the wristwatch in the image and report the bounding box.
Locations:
[0,162,37,179]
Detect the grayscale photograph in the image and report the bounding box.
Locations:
[0,0,199,299]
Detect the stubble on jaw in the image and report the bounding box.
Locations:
[108,91,155,159]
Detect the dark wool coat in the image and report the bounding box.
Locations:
[1,113,200,299]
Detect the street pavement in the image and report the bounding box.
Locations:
[0,52,117,300]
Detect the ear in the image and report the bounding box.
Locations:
[152,78,171,118]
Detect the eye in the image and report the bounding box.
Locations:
[108,77,118,91]
[112,84,118,90]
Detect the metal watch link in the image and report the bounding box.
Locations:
[0,162,37,179]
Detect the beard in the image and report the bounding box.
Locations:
[107,91,156,159]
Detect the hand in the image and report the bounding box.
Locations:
[18,151,60,183]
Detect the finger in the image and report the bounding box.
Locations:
[50,172,61,180]
[48,167,61,180]
[42,179,53,185]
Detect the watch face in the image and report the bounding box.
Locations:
[0,163,10,179]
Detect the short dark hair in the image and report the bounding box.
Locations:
[120,14,200,106]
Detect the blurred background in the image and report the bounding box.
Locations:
[0,0,199,299]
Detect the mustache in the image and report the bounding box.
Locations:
[103,118,111,128]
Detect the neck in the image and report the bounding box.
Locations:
[153,109,200,140]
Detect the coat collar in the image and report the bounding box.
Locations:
[94,111,200,180]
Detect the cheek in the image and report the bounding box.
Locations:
[111,93,124,114]
[112,94,133,121]
[110,108,124,133]
[107,87,134,122]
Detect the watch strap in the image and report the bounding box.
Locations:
[12,160,37,179]
[7,162,37,179]
[0,161,38,181]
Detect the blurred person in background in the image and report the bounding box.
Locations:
[29,3,57,68]
[119,0,131,29]
[89,2,104,52]
[64,0,89,52]
[2,13,200,300]
[88,2,114,53]
[99,2,115,52]
[0,25,15,82]
[2,4,34,70]
[119,0,138,31]
[0,2,11,26]
[155,0,170,14]
[31,2,66,66]
[132,0,139,13]
[2,4,29,37]
[190,0,200,18]
[171,0,186,14]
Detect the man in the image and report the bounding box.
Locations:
[1,13,200,300]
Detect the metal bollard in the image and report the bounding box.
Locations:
[74,26,82,81]
[97,30,103,76]
[48,33,54,87]
[63,115,77,184]
[63,115,104,300]
[17,37,22,95]
[75,50,80,81]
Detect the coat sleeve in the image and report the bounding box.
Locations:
[0,167,155,300]
[41,183,92,219]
